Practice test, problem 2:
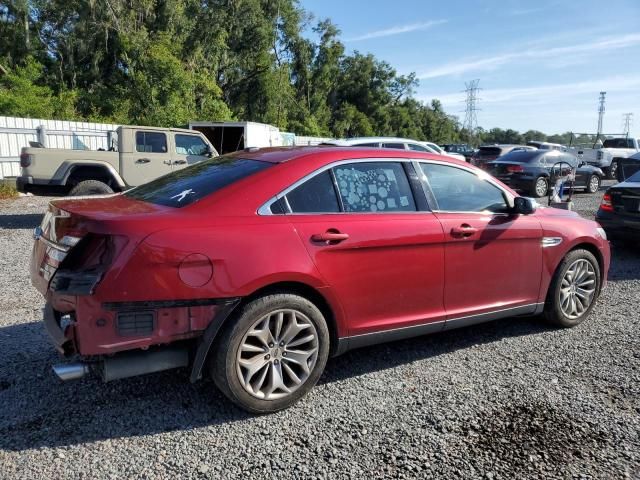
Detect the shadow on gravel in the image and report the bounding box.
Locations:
[0,315,553,452]
[608,244,640,281]
[0,213,43,230]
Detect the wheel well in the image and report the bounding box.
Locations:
[569,242,605,292]
[67,166,120,191]
[242,281,339,354]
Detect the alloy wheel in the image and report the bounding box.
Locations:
[589,175,600,193]
[559,259,597,320]
[535,178,548,197]
[235,309,319,400]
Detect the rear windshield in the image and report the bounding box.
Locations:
[478,147,501,156]
[498,151,544,163]
[625,169,640,183]
[124,156,272,207]
[603,138,633,148]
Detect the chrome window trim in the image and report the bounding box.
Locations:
[258,157,426,216]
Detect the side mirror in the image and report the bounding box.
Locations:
[578,161,586,167]
[206,145,214,157]
[513,196,538,215]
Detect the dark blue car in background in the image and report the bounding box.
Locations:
[487,149,603,198]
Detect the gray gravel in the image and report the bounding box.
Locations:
[1,185,639,479]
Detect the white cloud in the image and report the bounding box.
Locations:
[417,33,640,79]
[345,20,447,42]
[422,75,640,108]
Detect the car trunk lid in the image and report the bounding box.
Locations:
[31,194,174,295]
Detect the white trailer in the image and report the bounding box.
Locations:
[188,121,284,154]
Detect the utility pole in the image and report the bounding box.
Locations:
[463,79,481,142]
[596,91,606,137]
[622,113,633,135]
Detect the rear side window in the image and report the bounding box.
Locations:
[334,162,416,212]
[478,147,501,157]
[125,156,272,208]
[353,143,380,147]
[286,171,340,213]
[136,132,167,153]
[382,143,406,150]
[408,143,430,152]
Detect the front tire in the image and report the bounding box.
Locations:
[544,249,601,328]
[210,293,330,413]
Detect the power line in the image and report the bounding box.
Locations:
[596,91,606,137]
[622,113,633,135]
[463,79,481,136]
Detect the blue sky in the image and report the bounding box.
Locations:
[300,0,640,136]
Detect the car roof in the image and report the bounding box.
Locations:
[323,137,428,146]
[231,145,465,165]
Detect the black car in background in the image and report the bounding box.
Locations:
[597,169,640,244]
[486,149,603,198]
[471,144,535,169]
[442,143,474,161]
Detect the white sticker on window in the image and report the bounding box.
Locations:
[387,198,397,208]
[400,196,409,207]
[368,184,377,194]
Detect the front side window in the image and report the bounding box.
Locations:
[421,163,508,213]
[136,132,167,153]
[286,171,340,213]
[175,134,209,156]
[333,162,416,212]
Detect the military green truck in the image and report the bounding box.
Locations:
[17,126,217,195]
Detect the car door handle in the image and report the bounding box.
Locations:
[163,160,172,165]
[136,158,151,164]
[451,224,478,238]
[311,230,349,244]
[173,160,187,165]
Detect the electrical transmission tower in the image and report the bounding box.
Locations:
[463,79,481,136]
[622,113,633,135]
[596,91,606,137]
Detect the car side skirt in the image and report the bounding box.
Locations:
[334,303,544,355]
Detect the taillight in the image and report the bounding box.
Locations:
[600,193,613,212]
[507,165,524,173]
[20,152,32,168]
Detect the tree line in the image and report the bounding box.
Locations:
[0,1,576,146]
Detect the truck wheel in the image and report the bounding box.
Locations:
[607,161,618,180]
[210,293,330,413]
[531,176,548,198]
[68,180,114,196]
[544,249,601,328]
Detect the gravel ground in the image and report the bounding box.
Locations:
[0,184,639,479]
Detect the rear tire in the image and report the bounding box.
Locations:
[544,249,601,328]
[210,293,330,413]
[68,180,113,196]
[531,176,548,198]
[607,161,618,180]
[586,174,601,194]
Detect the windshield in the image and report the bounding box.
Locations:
[124,156,272,207]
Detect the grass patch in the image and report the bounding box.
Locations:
[0,182,19,199]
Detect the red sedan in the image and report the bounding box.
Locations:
[31,147,610,412]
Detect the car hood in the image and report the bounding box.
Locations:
[535,205,581,218]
